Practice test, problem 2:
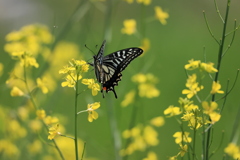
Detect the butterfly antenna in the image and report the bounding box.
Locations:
[85,44,96,55]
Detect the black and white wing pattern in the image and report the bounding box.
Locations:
[93,40,143,98]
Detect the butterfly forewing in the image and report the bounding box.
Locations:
[93,40,143,98]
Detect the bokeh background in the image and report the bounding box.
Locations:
[1,0,240,159]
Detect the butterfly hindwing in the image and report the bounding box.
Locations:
[93,41,143,98]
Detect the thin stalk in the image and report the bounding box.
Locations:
[206,1,231,159]
[74,72,80,160]
[80,142,87,160]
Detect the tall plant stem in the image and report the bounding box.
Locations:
[205,0,231,159]
[74,73,80,160]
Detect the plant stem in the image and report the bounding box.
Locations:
[205,0,231,159]
[74,73,80,160]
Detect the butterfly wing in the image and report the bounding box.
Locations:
[100,48,143,98]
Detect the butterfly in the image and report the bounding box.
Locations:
[91,40,143,99]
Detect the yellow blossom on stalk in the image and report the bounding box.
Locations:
[36,78,48,94]
[173,132,192,144]
[44,116,59,125]
[182,74,203,99]
[143,151,158,160]
[136,0,151,5]
[139,38,150,54]
[184,104,199,112]
[87,102,100,122]
[19,54,39,68]
[139,83,160,98]
[200,62,218,73]
[209,112,221,124]
[0,63,4,77]
[202,101,218,115]
[211,81,224,94]
[150,116,165,127]
[48,124,61,140]
[143,125,158,146]
[59,65,75,74]
[61,73,81,88]
[10,86,24,96]
[184,59,201,70]
[132,73,147,83]
[154,6,169,25]
[182,114,202,129]
[36,109,46,119]
[82,78,100,96]
[164,105,181,117]
[178,144,188,157]
[224,143,240,159]
[121,19,137,35]
[121,90,136,107]
[74,59,89,72]
[29,120,42,132]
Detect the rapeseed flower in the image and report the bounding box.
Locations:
[173,132,192,144]
[87,102,100,122]
[150,116,165,127]
[143,151,158,160]
[155,6,169,25]
[210,81,224,94]
[48,124,61,140]
[136,0,151,5]
[10,86,24,96]
[224,143,240,159]
[36,78,48,94]
[164,105,182,117]
[121,19,137,35]
[82,78,100,96]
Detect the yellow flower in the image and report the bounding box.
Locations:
[182,74,203,99]
[29,120,42,132]
[150,116,165,127]
[173,132,192,144]
[61,73,81,88]
[74,59,89,72]
[143,151,158,160]
[121,90,136,107]
[178,144,188,157]
[209,112,221,124]
[200,62,218,73]
[202,101,218,115]
[139,83,160,98]
[20,55,39,68]
[10,86,24,96]
[143,126,158,146]
[7,119,27,139]
[224,143,240,159]
[82,79,100,96]
[87,102,101,122]
[211,81,224,94]
[37,78,48,94]
[184,104,199,112]
[184,59,201,70]
[36,109,46,119]
[164,105,182,117]
[121,19,137,35]
[154,6,169,25]
[48,124,61,140]
[136,0,151,5]
[132,73,147,83]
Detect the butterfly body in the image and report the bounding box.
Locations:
[92,40,143,98]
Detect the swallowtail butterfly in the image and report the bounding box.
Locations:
[91,40,143,99]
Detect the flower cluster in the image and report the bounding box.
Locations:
[164,59,224,158]
[121,73,160,107]
[120,116,164,157]
[224,143,240,159]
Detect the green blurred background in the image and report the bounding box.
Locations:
[1,0,240,159]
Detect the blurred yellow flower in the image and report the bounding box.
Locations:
[44,116,59,125]
[136,0,151,5]
[59,65,75,74]
[224,143,240,159]
[139,83,160,98]
[48,124,61,140]
[17,107,29,121]
[173,132,192,144]
[29,119,42,132]
[0,63,3,77]
[132,73,147,83]
[87,102,101,122]
[139,38,150,54]
[7,119,27,139]
[150,116,165,127]
[121,90,136,107]
[121,19,137,35]
[178,144,188,157]
[10,86,24,96]
[155,6,169,25]
[0,140,19,159]
[27,139,42,154]
[143,151,158,160]
[20,54,39,68]
[202,101,218,115]
[143,126,158,146]
[36,109,46,119]
[211,81,224,94]
[82,78,100,96]
[164,105,182,117]
[37,78,48,94]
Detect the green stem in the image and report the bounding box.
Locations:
[206,0,231,159]
[74,73,80,160]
